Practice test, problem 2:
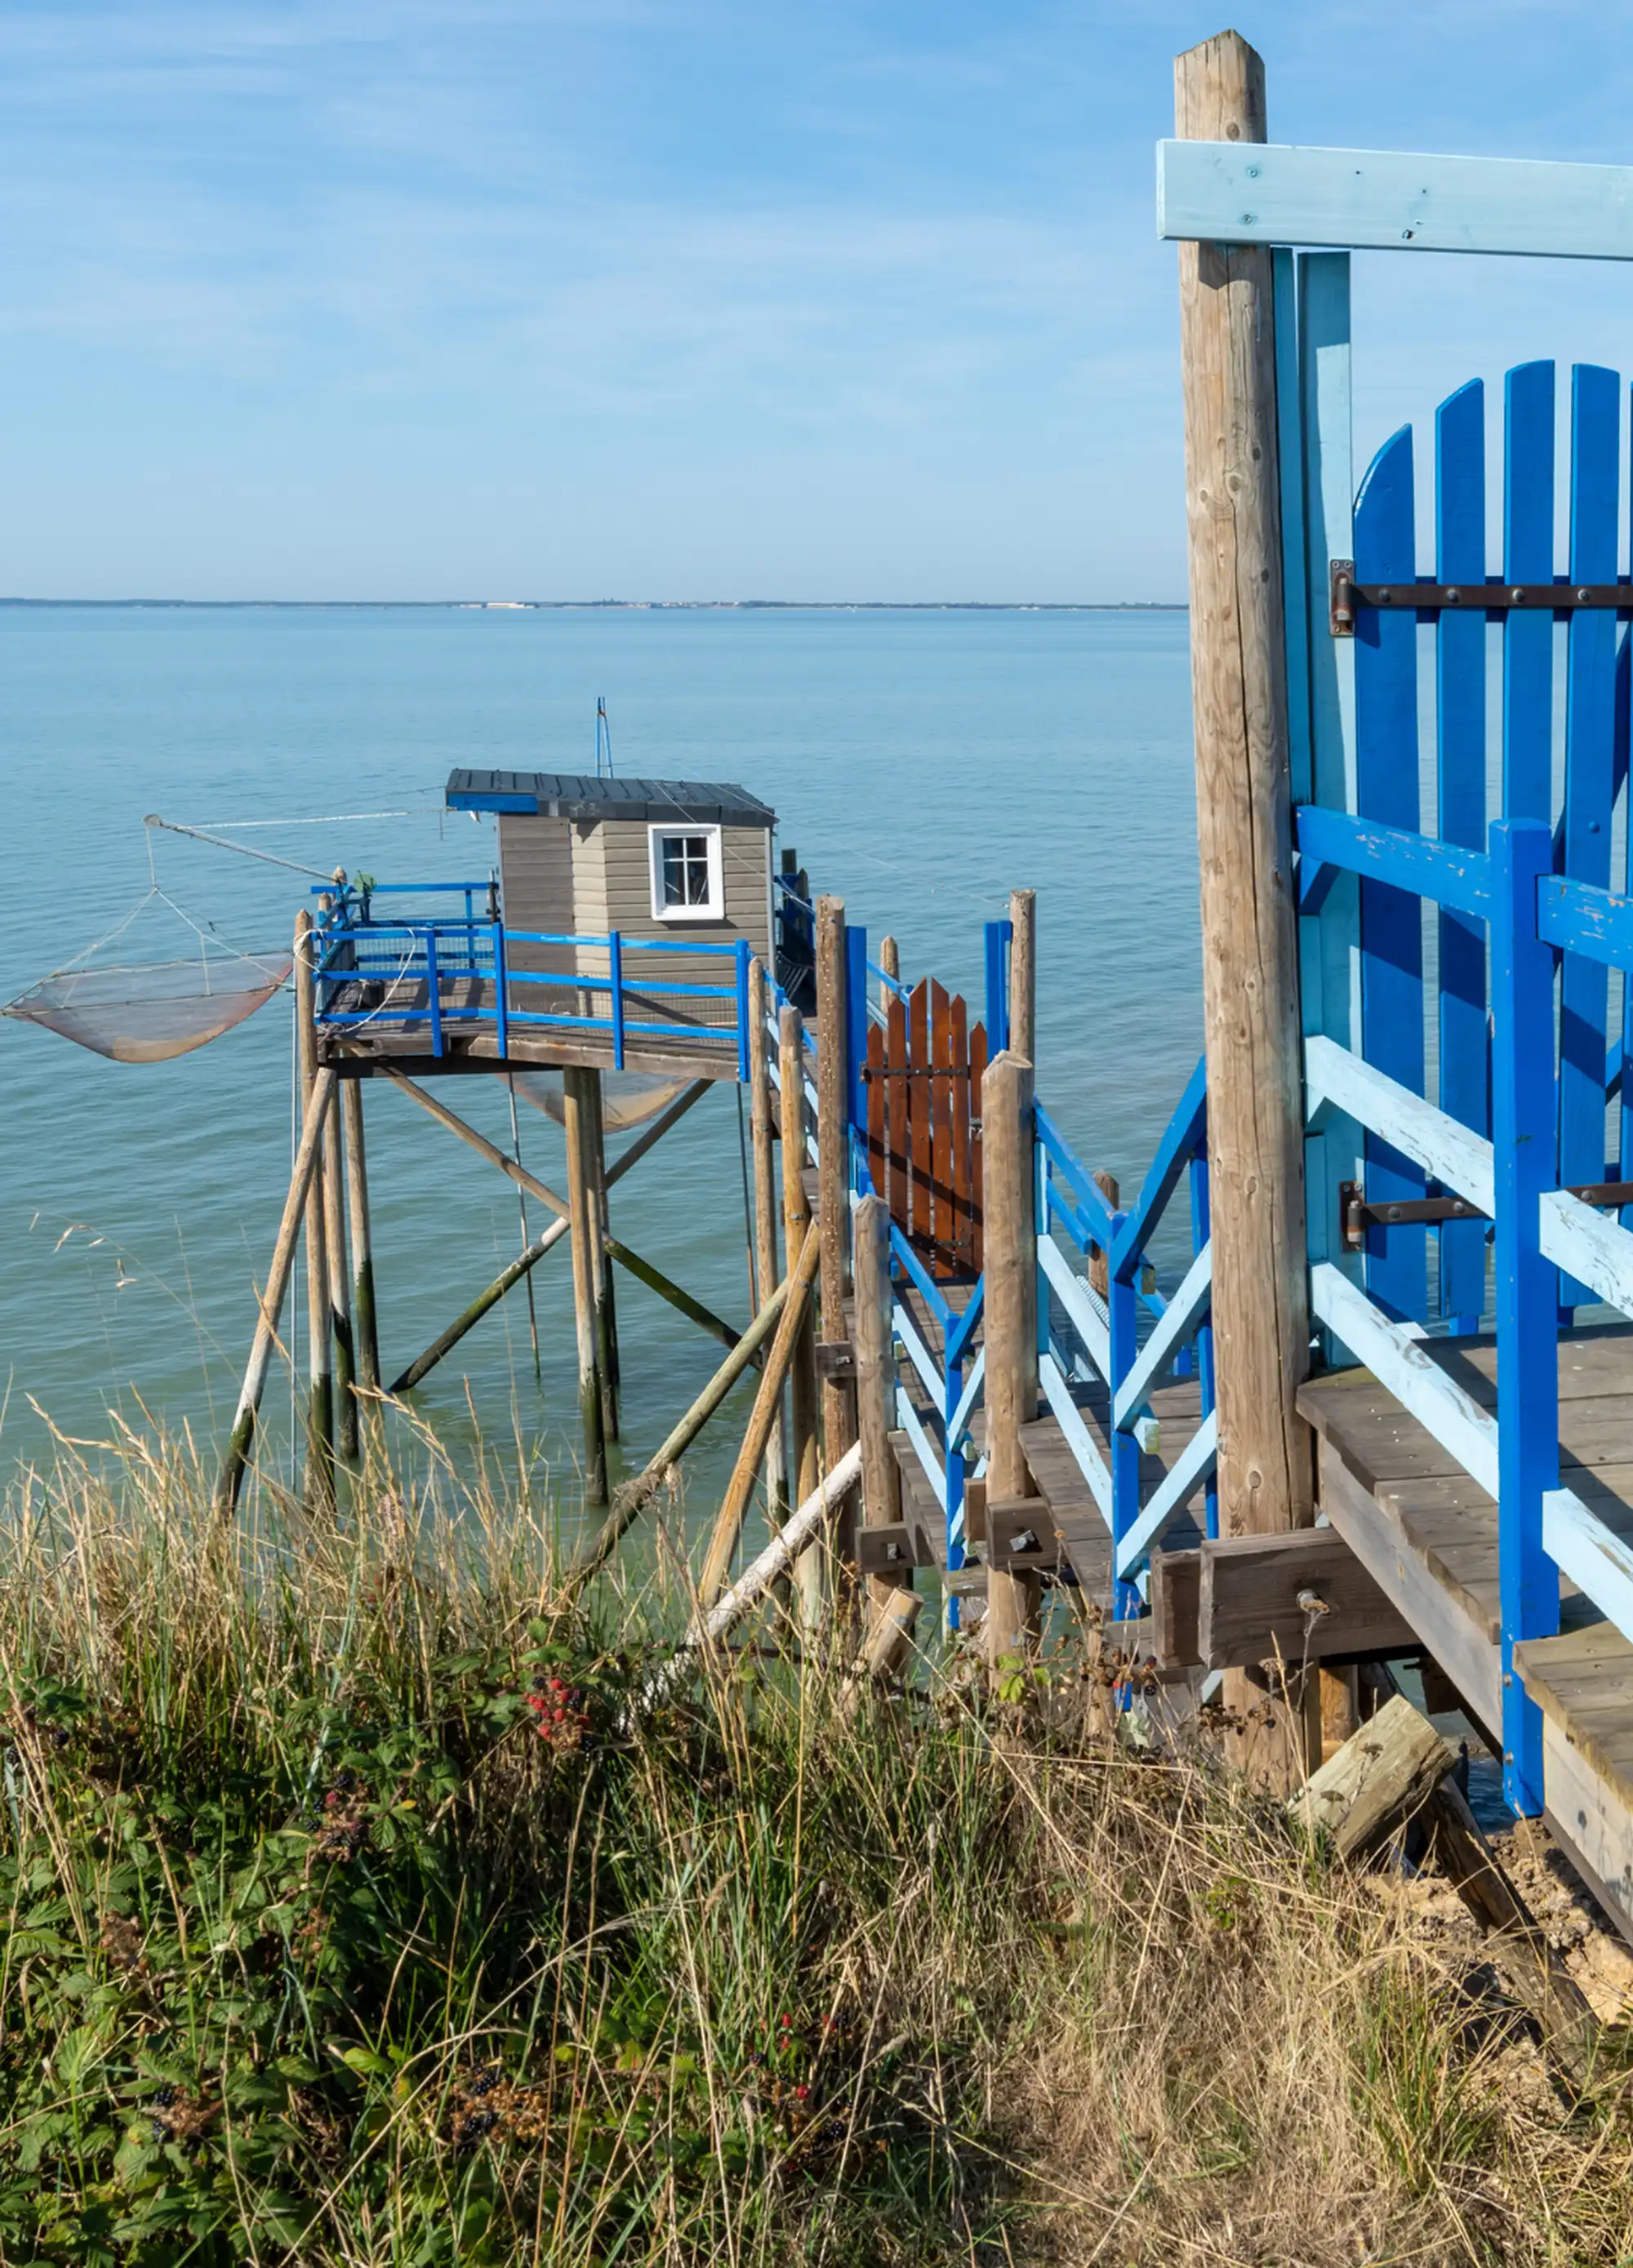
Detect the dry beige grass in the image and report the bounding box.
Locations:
[2,1426,1633,2265]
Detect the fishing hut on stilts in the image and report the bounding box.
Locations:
[210,29,1633,1952]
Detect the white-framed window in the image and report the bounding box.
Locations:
[647,823,724,922]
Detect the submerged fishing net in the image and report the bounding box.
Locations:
[510,1068,690,1130]
[3,951,292,1063]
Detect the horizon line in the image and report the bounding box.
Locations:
[0,596,1190,613]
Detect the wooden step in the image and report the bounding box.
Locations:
[1020,1416,1113,1599]
[890,1430,949,1569]
[1515,1623,1633,1812]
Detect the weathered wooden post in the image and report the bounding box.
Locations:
[294,909,335,1510]
[816,897,858,1588]
[314,894,358,1461]
[879,934,899,1006]
[586,1070,621,1441]
[748,958,789,1522]
[323,1083,358,1465]
[216,1069,335,1514]
[981,1051,1040,1675]
[341,1078,380,1410]
[853,1192,906,1615]
[1174,29,1313,1541]
[562,1065,607,1501]
[1008,890,1036,1068]
[779,1003,823,1625]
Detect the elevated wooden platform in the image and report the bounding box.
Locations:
[319,997,741,1084]
[1301,1324,1633,1937]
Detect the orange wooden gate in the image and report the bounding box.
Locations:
[861,976,987,1279]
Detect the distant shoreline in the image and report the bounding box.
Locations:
[0,597,1187,613]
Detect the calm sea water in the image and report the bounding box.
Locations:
[0,604,1201,1525]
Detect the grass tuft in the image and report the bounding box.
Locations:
[3,1435,1633,2264]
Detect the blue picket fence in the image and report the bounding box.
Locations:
[1293,355,1633,1814]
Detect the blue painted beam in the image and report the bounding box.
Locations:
[1157,140,1633,261]
[1293,804,1493,918]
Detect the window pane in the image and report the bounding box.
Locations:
[661,833,710,907]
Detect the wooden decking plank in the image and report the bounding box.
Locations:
[1517,1626,1633,1807]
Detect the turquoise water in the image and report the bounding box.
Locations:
[0,604,1201,1518]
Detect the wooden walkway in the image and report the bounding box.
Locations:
[882,1273,1209,1612]
[1302,1326,1633,1929]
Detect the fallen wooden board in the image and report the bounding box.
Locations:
[1289,1692,1458,1858]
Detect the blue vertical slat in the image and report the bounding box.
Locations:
[1557,366,1620,1307]
[1435,380,1488,1332]
[844,923,869,1134]
[1353,425,1427,1322]
[1502,362,1555,823]
[1488,818,1561,1817]
[984,919,1010,1055]
[609,930,625,1070]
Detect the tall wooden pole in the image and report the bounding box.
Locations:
[853,1193,905,1617]
[1175,32,1312,1544]
[294,910,334,1511]
[586,1070,620,1441]
[981,1051,1040,1678]
[748,958,789,1523]
[780,1004,822,1626]
[314,894,357,1461]
[341,1078,380,1410]
[1008,889,1036,1069]
[562,1065,607,1503]
[216,1069,335,1515]
[816,896,858,1593]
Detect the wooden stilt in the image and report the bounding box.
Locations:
[879,934,899,1006]
[586,1070,620,1440]
[643,1439,862,1712]
[216,1069,336,1514]
[562,1065,607,1503]
[294,911,334,1511]
[341,1076,380,1408]
[779,1004,823,1628]
[323,1060,358,1462]
[1176,29,1313,1794]
[816,896,859,1599]
[1088,1168,1119,1301]
[385,1070,569,1219]
[607,1238,746,1354]
[1008,888,1037,1067]
[696,1223,823,1610]
[390,1219,571,1393]
[566,1265,797,1591]
[385,1077,715,1398]
[853,1192,905,1614]
[748,958,788,1526]
[981,1051,1041,1679]
[314,893,357,1462]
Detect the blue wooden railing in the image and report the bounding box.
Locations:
[310,883,753,1078]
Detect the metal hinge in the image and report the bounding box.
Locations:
[1331,559,1633,637]
[1340,1176,1633,1251]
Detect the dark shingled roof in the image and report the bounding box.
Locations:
[446,770,776,826]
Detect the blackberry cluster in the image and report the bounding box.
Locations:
[525,1670,591,1752]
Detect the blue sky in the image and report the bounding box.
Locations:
[7,2,1633,601]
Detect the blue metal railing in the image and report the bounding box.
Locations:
[310,886,753,1075]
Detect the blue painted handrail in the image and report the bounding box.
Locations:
[310,904,752,1073]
